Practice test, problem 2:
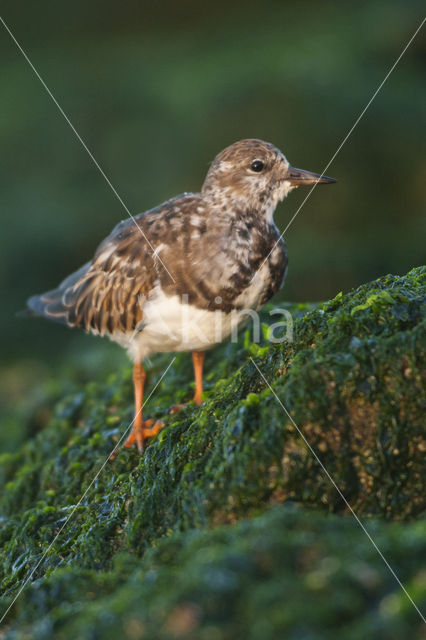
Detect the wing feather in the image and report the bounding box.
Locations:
[26,216,157,336]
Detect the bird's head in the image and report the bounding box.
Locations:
[202,139,336,220]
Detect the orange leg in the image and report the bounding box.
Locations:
[170,351,205,414]
[123,363,164,453]
[192,351,205,405]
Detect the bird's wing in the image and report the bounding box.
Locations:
[26,216,158,335]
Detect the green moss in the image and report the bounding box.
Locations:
[1,267,425,636]
[5,505,426,640]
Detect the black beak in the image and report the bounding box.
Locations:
[287,166,336,186]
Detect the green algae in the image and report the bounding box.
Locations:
[5,505,426,640]
[0,267,425,636]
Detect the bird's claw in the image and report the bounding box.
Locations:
[169,403,187,415]
[109,418,165,459]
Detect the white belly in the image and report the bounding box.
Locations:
[136,299,234,357]
[110,262,273,362]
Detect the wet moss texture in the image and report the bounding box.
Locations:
[1,266,425,638]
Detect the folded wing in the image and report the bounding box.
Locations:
[26,218,156,336]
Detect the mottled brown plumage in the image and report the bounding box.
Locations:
[26,139,335,452]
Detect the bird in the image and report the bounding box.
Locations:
[25,139,336,453]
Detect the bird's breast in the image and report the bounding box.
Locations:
[227,219,287,310]
[159,216,287,313]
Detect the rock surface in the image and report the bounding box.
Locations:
[1,267,425,638]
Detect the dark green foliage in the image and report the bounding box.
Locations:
[0,267,425,636]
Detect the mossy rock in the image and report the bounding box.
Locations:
[5,505,426,640]
[1,266,425,637]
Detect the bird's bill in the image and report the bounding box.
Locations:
[286,166,336,185]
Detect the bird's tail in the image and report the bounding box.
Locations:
[19,261,92,327]
[16,307,36,318]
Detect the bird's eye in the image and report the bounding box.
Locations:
[250,159,264,172]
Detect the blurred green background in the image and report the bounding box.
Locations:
[0,1,425,448]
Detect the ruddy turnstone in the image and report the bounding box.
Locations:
[25,139,335,453]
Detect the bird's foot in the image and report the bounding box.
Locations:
[110,419,165,459]
[169,403,187,415]
[169,395,203,415]
[124,419,165,452]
